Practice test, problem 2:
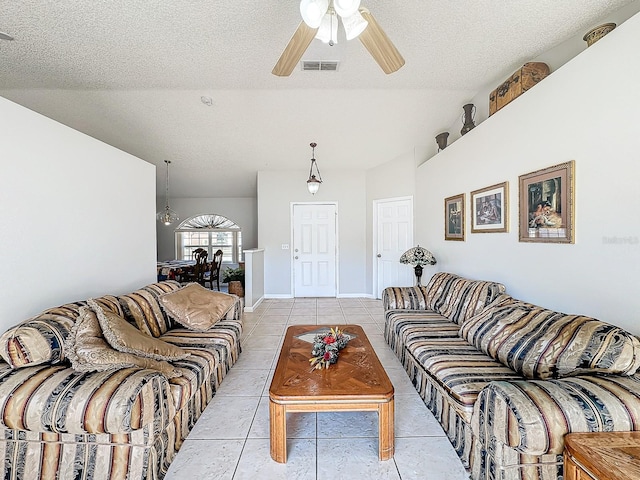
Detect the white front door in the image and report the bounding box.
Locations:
[374,197,414,298]
[292,203,337,297]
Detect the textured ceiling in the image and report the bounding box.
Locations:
[0,0,636,197]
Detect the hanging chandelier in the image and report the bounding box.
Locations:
[157,160,179,225]
[300,0,368,46]
[306,142,323,195]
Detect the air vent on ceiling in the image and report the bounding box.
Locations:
[302,61,339,71]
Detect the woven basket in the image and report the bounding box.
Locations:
[228,281,244,297]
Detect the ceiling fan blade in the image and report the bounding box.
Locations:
[272,22,318,77]
[358,8,405,74]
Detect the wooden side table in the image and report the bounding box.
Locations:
[564,432,640,480]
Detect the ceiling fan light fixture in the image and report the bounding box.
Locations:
[333,0,361,18]
[341,10,368,40]
[315,11,338,45]
[300,0,328,28]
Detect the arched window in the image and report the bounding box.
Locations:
[175,214,242,264]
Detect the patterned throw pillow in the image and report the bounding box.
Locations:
[460,299,640,379]
[159,283,236,332]
[423,272,506,325]
[118,281,181,337]
[0,295,123,368]
[88,299,189,361]
[65,306,182,378]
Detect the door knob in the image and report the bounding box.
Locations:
[295,256,299,259]
[377,254,381,258]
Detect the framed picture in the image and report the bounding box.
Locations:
[519,161,575,243]
[470,181,508,233]
[444,193,465,241]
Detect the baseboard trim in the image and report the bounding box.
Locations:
[336,293,375,299]
[243,296,265,313]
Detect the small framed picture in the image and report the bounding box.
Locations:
[471,181,508,233]
[519,161,575,243]
[444,193,465,241]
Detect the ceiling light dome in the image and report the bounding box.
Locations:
[315,11,339,45]
[300,0,329,29]
[333,0,361,18]
[341,10,368,40]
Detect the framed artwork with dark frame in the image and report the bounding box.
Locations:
[444,193,465,241]
[471,181,508,233]
[519,161,575,243]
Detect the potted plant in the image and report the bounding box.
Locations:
[222,267,245,297]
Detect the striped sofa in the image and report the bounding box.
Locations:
[0,281,243,480]
[383,272,640,480]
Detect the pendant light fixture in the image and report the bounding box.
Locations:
[157,160,179,225]
[306,142,323,195]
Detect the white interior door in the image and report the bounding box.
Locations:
[292,203,337,297]
[375,197,414,298]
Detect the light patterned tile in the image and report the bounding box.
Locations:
[263,308,293,316]
[242,334,283,351]
[317,411,378,438]
[393,437,469,480]
[317,438,400,480]
[394,394,447,437]
[216,368,271,396]
[232,348,278,370]
[248,397,316,439]
[233,438,316,480]
[189,395,260,439]
[165,439,244,480]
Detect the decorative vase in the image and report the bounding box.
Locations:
[435,132,449,151]
[228,280,244,297]
[460,104,476,136]
[583,23,616,47]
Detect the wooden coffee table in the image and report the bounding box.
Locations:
[269,324,394,463]
[564,432,640,479]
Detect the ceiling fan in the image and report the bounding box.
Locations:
[272,0,405,77]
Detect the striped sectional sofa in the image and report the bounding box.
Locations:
[383,272,640,480]
[0,281,243,480]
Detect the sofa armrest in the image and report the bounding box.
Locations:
[382,286,429,311]
[0,363,175,435]
[472,375,640,456]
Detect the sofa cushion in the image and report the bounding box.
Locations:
[88,299,190,362]
[0,295,123,368]
[460,299,640,379]
[159,283,236,332]
[406,336,523,423]
[118,281,181,337]
[66,306,182,378]
[424,272,506,325]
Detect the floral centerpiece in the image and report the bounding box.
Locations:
[309,327,350,370]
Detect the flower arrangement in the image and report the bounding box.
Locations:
[309,327,350,370]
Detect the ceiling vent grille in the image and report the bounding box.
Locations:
[302,61,339,71]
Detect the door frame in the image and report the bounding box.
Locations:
[372,196,414,299]
[290,201,339,298]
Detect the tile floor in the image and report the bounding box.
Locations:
[165,297,470,480]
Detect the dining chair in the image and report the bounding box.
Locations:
[182,249,208,284]
[203,249,223,290]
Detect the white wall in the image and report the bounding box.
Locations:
[365,151,417,296]
[0,97,156,331]
[415,12,640,334]
[257,169,367,297]
[156,197,258,261]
